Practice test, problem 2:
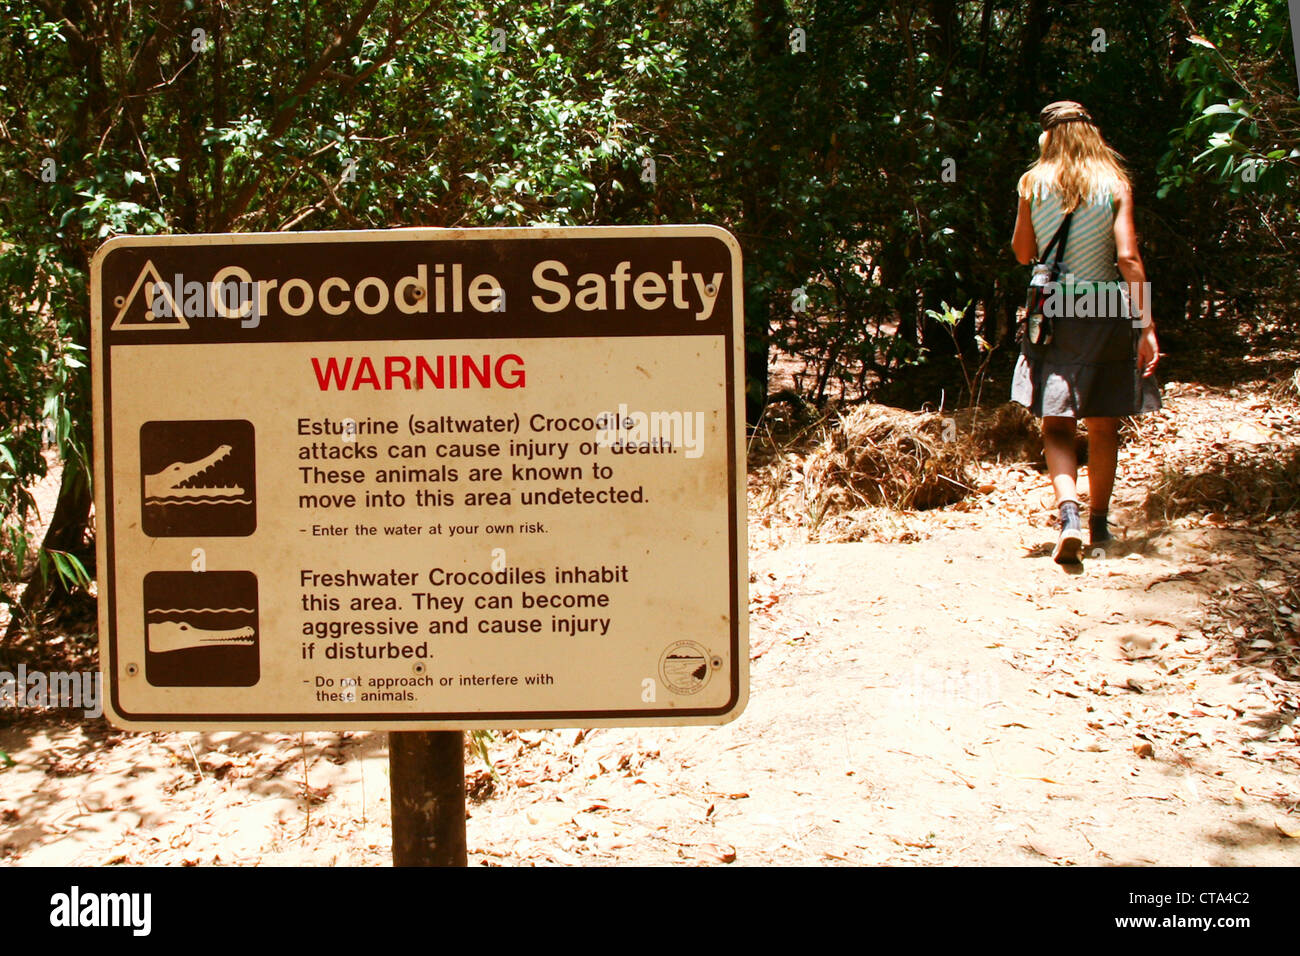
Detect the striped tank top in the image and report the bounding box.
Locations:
[1029,190,1120,284]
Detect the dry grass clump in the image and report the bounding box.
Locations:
[815,508,930,544]
[1268,367,1300,402]
[803,404,977,515]
[959,402,1137,464]
[747,395,824,472]
[1145,445,1300,520]
[958,402,1043,462]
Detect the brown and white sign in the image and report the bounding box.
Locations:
[91,226,747,730]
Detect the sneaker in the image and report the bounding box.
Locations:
[1053,528,1084,564]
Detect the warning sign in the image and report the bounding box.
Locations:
[91,226,747,730]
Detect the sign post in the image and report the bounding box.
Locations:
[389,730,467,866]
[91,225,747,864]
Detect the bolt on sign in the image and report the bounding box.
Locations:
[91,226,748,730]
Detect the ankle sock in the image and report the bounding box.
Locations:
[1059,500,1081,532]
[1090,511,1111,542]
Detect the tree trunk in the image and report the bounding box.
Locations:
[744,0,792,425]
[2,462,92,646]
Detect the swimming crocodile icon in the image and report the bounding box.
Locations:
[143,444,247,503]
[148,620,255,653]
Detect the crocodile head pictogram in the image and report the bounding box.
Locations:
[143,443,246,500]
[147,620,256,653]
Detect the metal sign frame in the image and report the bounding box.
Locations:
[91,225,747,730]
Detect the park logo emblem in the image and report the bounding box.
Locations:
[659,640,721,696]
[109,259,188,330]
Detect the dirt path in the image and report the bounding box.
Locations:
[459,520,1298,866]
[2,384,1298,866]
[3,520,1295,867]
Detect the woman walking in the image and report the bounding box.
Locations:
[1010,101,1162,564]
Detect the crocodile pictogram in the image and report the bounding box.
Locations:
[143,443,248,504]
[147,620,255,653]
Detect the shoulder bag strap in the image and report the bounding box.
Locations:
[1039,210,1075,274]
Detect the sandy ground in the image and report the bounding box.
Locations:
[1,380,1297,866]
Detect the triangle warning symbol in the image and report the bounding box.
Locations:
[109,259,188,330]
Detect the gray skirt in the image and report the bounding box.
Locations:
[1011,316,1162,419]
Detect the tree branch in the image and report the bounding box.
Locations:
[215,0,383,230]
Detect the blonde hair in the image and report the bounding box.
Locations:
[1017,116,1131,212]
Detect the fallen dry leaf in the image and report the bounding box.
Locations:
[890,835,936,849]
[700,843,736,863]
[1274,819,1300,839]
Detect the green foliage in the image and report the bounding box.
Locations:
[0,0,700,619]
[1161,0,1299,197]
[39,548,92,592]
[925,300,995,408]
[469,729,499,780]
[1157,0,1300,330]
[0,241,91,607]
[1,0,1296,634]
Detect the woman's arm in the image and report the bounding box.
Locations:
[1113,183,1160,378]
[1012,194,1037,265]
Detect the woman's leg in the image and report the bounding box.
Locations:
[1083,417,1119,513]
[1041,416,1079,504]
[1084,416,1120,543]
[1043,415,1084,563]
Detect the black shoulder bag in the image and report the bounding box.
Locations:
[1020,210,1074,348]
